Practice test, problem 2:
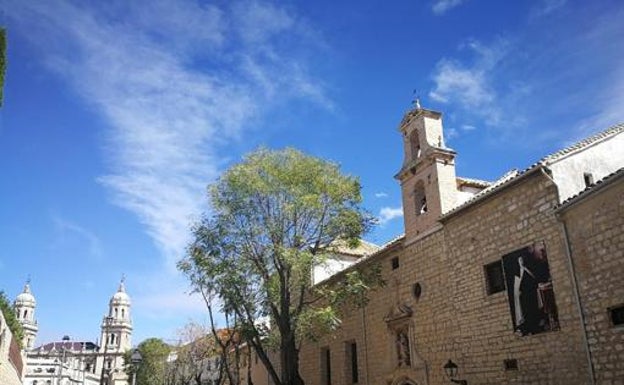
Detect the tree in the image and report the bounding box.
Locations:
[0,291,24,348]
[179,148,382,385]
[166,322,219,385]
[126,338,171,385]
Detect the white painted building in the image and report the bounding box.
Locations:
[14,282,38,351]
[18,279,133,385]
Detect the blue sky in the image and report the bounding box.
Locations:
[1,0,623,345]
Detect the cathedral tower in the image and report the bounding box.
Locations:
[395,104,458,242]
[97,277,132,385]
[14,280,38,350]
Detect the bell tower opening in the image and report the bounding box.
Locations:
[409,130,421,161]
[414,182,427,216]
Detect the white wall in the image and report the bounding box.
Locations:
[549,133,623,202]
[312,254,360,284]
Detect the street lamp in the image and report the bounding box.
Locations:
[130,349,143,385]
[443,359,468,385]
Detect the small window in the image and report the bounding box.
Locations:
[320,347,331,385]
[583,172,594,187]
[504,358,518,371]
[346,341,358,384]
[484,261,505,294]
[391,257,399,270]
[610,305,624,326]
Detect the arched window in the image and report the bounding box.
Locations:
[414,182,427,216]
[409,130,421,160]
[110,333,115,345]
[24,309,28,319]
[121,308,125,319]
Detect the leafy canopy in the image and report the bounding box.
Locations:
[179,148,381,385]
[0,291,24,348]
[126,338,171,385]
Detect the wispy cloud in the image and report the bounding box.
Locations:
[530,0,567,18]
[374,192,388,198]
[51,215,103,259]
[378,206,403,225]
[428,3,624,146]
[432,0,466,15]
[429,39,508,127]
[8,0,329,269]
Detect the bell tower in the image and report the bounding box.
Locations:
[96,277,132,385]
[395,103,458,242]
[14,280,38,350]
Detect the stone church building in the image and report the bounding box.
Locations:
[296,106,624,385]
[16,279,133,385]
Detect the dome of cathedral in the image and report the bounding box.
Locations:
[15,283,36,306]
[110,279,131,305]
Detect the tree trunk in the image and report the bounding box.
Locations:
[280,331,304,385]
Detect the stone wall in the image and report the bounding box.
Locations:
[559,173,624,385]
[0,311,23,385]
[440,171,589,384]
[298,171,594,385]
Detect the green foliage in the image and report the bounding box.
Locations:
[0,291,24,348]
[125,338,171,385]
[0,27,6,107]
[179,148,381,385]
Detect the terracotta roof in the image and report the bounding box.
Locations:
[442,169,521,219]
[331,239,380,257]
[313,234,404,286]
[456,176,491,188]
[441,122,623,220]
[555,167,624,212]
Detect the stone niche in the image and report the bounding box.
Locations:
[384,303,429,385]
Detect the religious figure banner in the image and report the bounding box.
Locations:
[502,241,560,336]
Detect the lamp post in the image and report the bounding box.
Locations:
[100,316,114,385]
[130,349,143,385]
[443,359,468,385]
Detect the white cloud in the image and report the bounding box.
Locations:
[378,206,403,225]
[531,0,567,18]
[8,0,329,270]
[429,39,508,127]
[432,0,466,15]
[428,3,624,148]
[374,192,388,198]
[430,60,493,106]
[446,127,460,140]
[51,215,103,259]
